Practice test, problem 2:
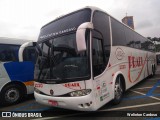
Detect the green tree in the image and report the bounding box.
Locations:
[156,44,160,52]
[147,37,160,52]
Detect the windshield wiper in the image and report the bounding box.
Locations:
[45,77,62,81]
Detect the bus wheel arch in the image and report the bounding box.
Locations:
[112,73,126,105]
[0,81,27,105]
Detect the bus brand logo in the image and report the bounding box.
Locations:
[64,83,81,89]
[50,89,54,95]
[115,48,125,60]
[128,56,143,69]
[35,83,43,88]
[128,55,146,83]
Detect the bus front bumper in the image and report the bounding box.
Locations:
[34,91,96,111]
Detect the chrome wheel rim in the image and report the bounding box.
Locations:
[115,77,123,99]
[5,88,19,103]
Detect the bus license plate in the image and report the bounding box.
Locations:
[48,100,58,106]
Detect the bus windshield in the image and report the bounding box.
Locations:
[0,44,20,62]
[36,33,90,83]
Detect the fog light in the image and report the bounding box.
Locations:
[85,103,90,106]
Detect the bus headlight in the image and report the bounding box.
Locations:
[70,89,91,97]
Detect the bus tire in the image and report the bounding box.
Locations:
[112,75,123,105]
[0,84,23,106]
[153,65,156,75]
[151,65,155,77]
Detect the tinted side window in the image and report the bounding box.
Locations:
[92,37,105,77]
[111,18,126,46]
[0,44,20,62]
[141,38,155,52]
[146,40,155,52]
[93,11,111,65]
[93,11,110,44]
[134,33,141,49]
[23,46,36,63]
[140,37,147,50]
[124,26,134,48]
[141,38,148,50]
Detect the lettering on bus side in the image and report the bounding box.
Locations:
[119,65,126,69]
[128,56,144,69]
[128,55,147,83]
[63,83,81,90]
[40,27,76,39]
[35,83,43,88]
[101,82,107,94]
[100,93,110,101]
[100,81,110,101]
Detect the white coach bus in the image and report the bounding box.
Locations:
[34,7,156,111]
[0,37,36,105]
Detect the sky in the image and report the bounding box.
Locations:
[0,0,159,41]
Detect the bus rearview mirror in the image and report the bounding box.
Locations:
[19,42,35,62]
[76,22,93,52]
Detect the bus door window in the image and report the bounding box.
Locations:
[92,11,111,77]
[92,31,105,77]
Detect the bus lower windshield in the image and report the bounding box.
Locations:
[36,33,90,83]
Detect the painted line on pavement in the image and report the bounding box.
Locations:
[101,102,160,111]
[130,90,160,101]
[123,80,160,100]
[146,80,160,96]
[123,94,160,100]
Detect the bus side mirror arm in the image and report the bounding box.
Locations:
[76,22,93,52]
[19,42,35,62]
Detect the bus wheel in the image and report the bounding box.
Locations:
[153,66,156,76]
[112,76,123,105]
[0,84,23,105]
[151,65,155,77]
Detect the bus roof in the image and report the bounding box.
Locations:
[41,6,151,42]
[0,37,34,45]
[41,6,101,28]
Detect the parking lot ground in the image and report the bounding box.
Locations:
[0,65,160,120]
